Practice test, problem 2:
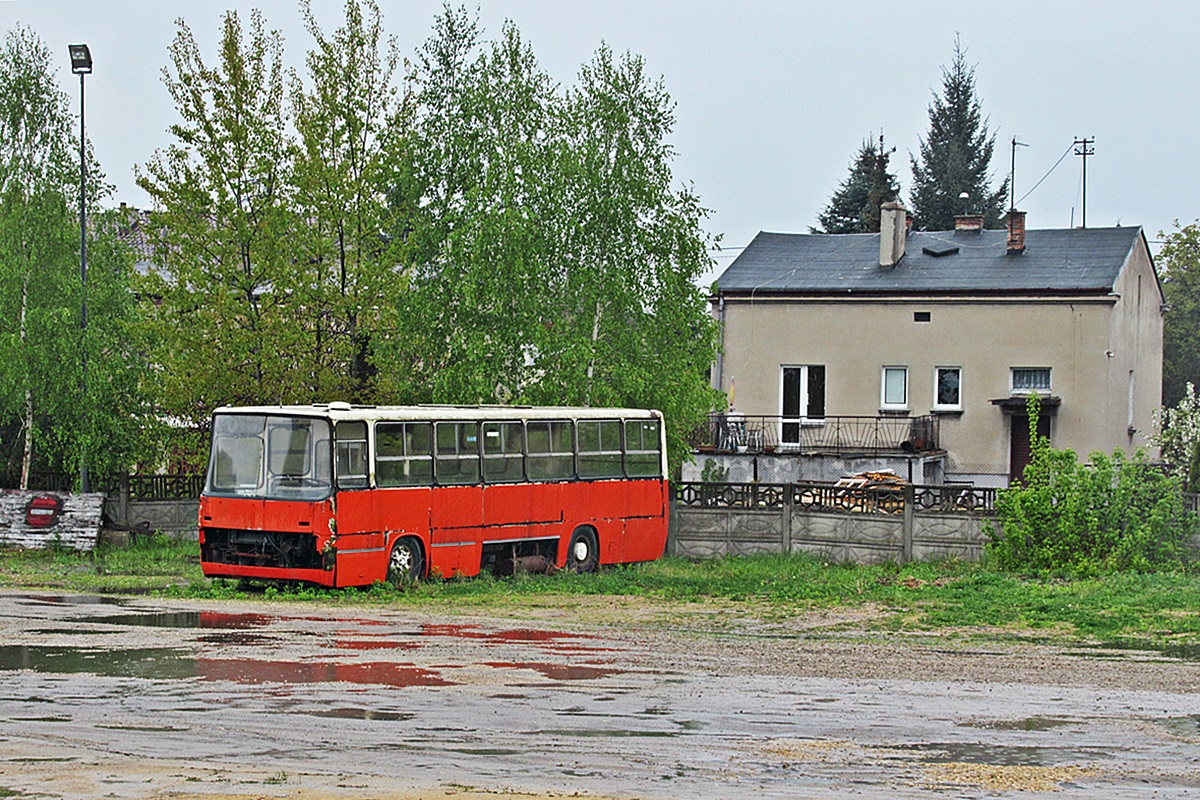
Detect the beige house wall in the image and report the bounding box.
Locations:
[716,238,1163,485]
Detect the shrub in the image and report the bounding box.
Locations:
[988,400,1198,574]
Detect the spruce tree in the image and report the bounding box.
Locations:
[909,38,1008,230]
[813,133,898,234]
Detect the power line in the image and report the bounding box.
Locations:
[1015,142,1074,207]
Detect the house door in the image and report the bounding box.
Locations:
[1009,413,1051,484]
[781,365,825,443]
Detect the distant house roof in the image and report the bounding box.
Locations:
[716,226,1146,297]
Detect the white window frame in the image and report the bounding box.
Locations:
[933,366,962,412]
[1011,367,1051,394]
[880,366,909,411]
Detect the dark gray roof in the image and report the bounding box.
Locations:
[716,226,1145,296]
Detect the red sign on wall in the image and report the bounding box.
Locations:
[25,495,63,528]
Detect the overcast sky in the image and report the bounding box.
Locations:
[2,0,1196,276]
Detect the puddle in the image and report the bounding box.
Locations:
[0,645,198,680]
[74,611,277,630]
[330,639,418,652]
[197,632,280,646]
[1159,715,1200,738]
[304,707,416,722]
[196,657,455,687]
[0,644,453,687]
[481,661,622,681]
[19,595,126,607]
[10,716,71,723]
[524,728,680,738]
[887,742,1111,767]
[1067,640,1200,663]
[961,716,1075,732]
[97,724,190,733]
[420,624,595,645]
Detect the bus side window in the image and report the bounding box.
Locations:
[578,419,623,478]
[376,422,433,486]
[335,421,369,489]
[483,421,524,483]
[527,420,573,481]
[435,422,480,485]
[624,419,662,477]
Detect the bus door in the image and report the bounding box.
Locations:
[429,421,483,576]
[330,421,386,586]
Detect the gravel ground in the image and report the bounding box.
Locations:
[0,591,1197,800]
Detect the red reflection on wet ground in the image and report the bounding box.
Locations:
[199,612,276,629]
[482,661,621,681]
[421,624,593,643]
[329,639,420,652]
[197,658,454,687]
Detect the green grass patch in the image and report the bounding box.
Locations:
[1,540,1197,647]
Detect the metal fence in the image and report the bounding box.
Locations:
[674,481,997,515]
[692,413,939,456]
[0,471,203,500]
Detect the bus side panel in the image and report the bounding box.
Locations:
[430,485,484,578]
[337,487,431,586]
[623,478,670,563]
[558,481,617,565]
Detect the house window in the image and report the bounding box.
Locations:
[1011,367,1051,394]
[935,367,961,411]
[781,365,825,443]
[914,311,931,322]
[881,366,908,410]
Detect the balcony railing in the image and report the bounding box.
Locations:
[692,413,940,456]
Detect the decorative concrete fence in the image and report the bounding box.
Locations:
[669,482,998,564]
[103,473,203,541]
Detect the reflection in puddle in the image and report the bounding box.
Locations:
[888,742,1112,767]
[76,611,277,630]
[0,645,453,687]
[304,707,416,722]
[961,716,1075,732]
[482,661,621,681]
[197,658,454,687]
[421,624,593,645]
[1160,715,1200,738]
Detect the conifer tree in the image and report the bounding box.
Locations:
[909,38,1008,230]
[813,133,898,234]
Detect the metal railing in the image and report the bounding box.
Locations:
[692,413,940,456]
[0,470,203,500]
[674,481,996,515]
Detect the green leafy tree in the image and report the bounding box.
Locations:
[382,9,721,467]
[136,10,301,440]
[290,0,403,401]
[813,133,899,234]
[1157,221,1200,408]
[908,38,1008,231]
[0,26,147,487]
[537,44,721,465]
[386,10,558,404]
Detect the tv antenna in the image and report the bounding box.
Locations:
[1073,137,1095,228]
[1010,136,1028,211]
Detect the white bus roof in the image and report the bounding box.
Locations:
[212,404,663,423]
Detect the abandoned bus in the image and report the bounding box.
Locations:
[198,403,669,587]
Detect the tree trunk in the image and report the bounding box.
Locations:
[19,271,31,490]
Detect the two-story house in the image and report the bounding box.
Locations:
[706,204,1163,487]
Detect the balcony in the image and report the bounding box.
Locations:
[692,413,940,457]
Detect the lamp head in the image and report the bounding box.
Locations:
[69,44,92,74]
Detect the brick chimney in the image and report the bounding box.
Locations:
[1006,209,1027,254]
[879,201,907,268]
[953,214,984,233]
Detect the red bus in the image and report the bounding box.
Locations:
[198,403,669,587]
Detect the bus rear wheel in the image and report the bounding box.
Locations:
[567,528,598,574]
[388,537,424,586]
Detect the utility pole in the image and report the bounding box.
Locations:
[1010,136,1028,211]
[1073,136,1095,228]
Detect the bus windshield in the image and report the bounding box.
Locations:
[206,414,332,501]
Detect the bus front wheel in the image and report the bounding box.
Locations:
[388,537,425,585]
[567,528,598,574]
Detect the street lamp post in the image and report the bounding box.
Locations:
[69,43,92,493]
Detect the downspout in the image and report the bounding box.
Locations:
[714,294,726,395]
